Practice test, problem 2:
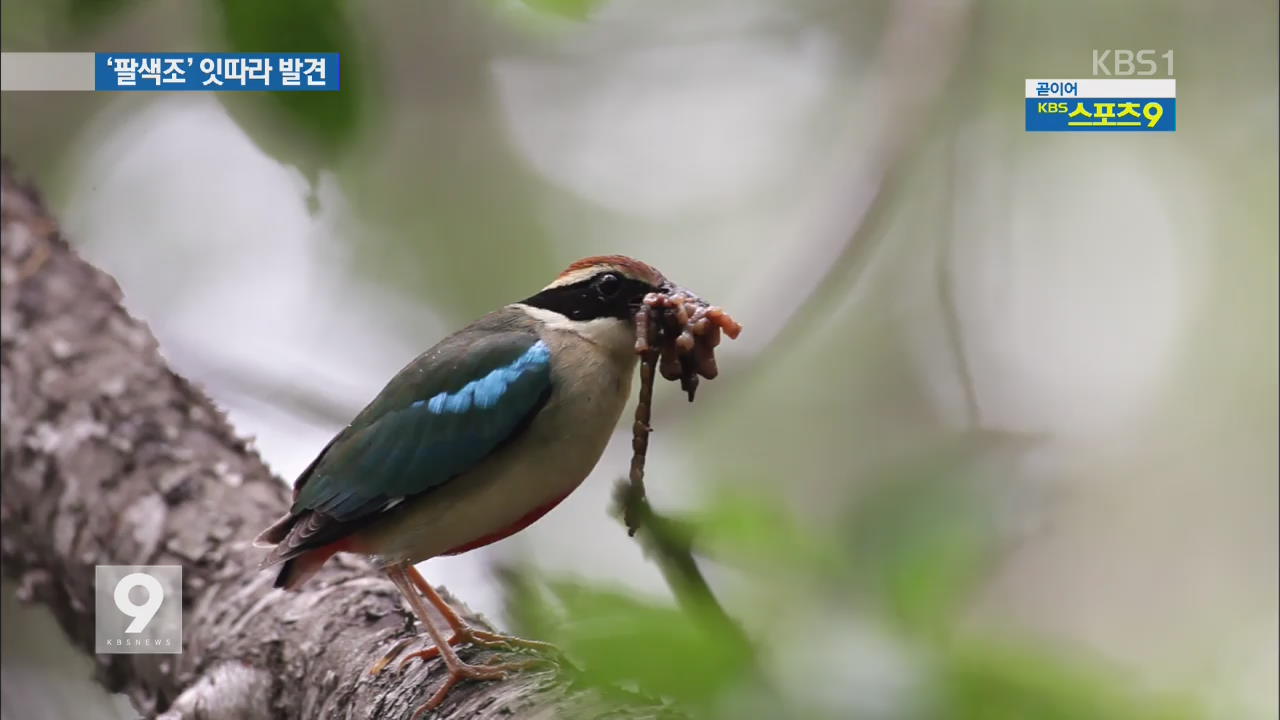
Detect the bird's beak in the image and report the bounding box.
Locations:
[630,280,686,312]
[658,280,703,302]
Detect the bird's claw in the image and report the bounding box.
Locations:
[396,628,558,672]
[466,629,559,655]
[397,644,444,671]
[410,658,542,718]
[369,638,414,676]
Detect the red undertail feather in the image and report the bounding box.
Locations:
[273,537,352,590]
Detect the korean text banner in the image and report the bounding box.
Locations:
[94,53,340,91]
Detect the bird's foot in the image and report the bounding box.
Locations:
[378,563,555,714]
[394,626,557,671]
[410,657,544,718]
[466,628,559,654]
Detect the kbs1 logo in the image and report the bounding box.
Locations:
[95,565,183,654]
[1092,49,1174,76]
[1026,50,1176,132]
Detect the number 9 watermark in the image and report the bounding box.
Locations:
[95,565,182,654]
[114,572,164,633]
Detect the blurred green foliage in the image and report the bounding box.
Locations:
[941,639,1198,720]
[214,0,367,155]
[547,582,750,704]
[65,0,136,32]
[845,448,995,637]
[516,0,605,21]
[501,438,1208,719]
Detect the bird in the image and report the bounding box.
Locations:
[255,255,679,714]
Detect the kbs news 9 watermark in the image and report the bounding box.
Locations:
[94,565,183,654]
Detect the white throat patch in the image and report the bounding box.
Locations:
[513,303,635,354]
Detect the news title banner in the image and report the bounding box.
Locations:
[0,53,339,91]
[1024,79,1176,132]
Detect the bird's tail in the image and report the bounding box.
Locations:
[271,549,336,590]
[254,512,296,548]
[255,511,350,591]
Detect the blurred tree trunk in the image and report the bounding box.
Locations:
[0,163,656,720]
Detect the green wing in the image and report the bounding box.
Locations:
[277,326,552,557]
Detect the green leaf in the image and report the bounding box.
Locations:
[942,638,1203,720]
[692,488,837,577]
[542,581,752,705]
[213,0,368,157]
[518,0,607,21]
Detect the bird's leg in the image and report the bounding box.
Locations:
[380,562,537,716]
[395,564,558,671]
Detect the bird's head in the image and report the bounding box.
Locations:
[518,254,675,352]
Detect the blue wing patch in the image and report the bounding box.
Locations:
[290,335,553,524]
[420,341,550,414]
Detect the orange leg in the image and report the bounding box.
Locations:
[394,564,559,669]
[380,563,540,716]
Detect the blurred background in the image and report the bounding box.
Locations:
[1,0,1276,718]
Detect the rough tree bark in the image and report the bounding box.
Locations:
[0,163,665,720]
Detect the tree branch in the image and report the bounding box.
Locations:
[611,358,752,663]
[0,162,662,720]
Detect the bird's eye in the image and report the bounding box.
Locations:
[595,272,621,299]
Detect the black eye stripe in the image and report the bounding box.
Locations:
[522,274,654,321]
